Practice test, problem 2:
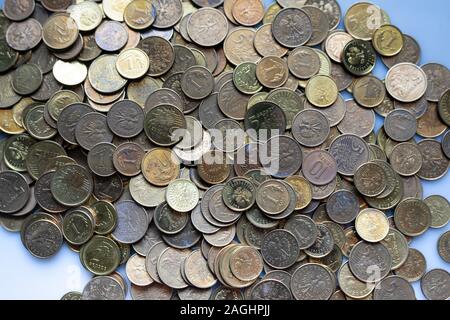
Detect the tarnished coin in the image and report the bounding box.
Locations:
[87,143,116,177]
[305,75,338,108]
[256,56,289,89]
[384,109,417,142]
[422,63,450,102]
[250,279,292,300]
[42,14,79,50]
[11,64,42,96]
[181,66,214,100]
[154,202,188,235]
[338,262,375,299]
[301,5,329,46]
[305,224,334,258]
[233,62,262,95]
[287,46,320,79]
[438,89,450,126]
[394,198,431,237]
[184,249,217,289]
[421,269,450,300]
[34,172,68,214]
[124,0,156,30]
[95,20,128,52]
[254,23,288,58]
[284,176,312,210]
[51,164,93,207]
[292,109,330,147]
[349,241,392,283]
[372,25,404,57]
[374,276,416,300]
[223,27,260,66]
[329,134,370,176]
[144,104,186,146]
[187,8,228,47]
[272,8,312,48]
[417,139,449,181]
[284,214,317,250]
[141,148,180,187]
[75,113,114,151]
[3,0,35,21]
[116,48,149,80]
[107,100,144,138]
[261,229,299,270]
[157,247,190,289]
[302,150,337,186]
[112,200,148,244]
[222,177,256,212]
[256,180,290,215]
[326,190,359,224]
[244,101,286,141]
[390,142,423,176]
[442,130,450,159]
[338,99,375,138]
[6,18,42,52]
[417,101,447,138]
[89,55,127,94]
[438,231,450,263]
[354,162,387,197]
[382,35,421,69]
[266,88,304,129]
[395,248,427,282]
[342,39,376,76]
[0,171,30,214]
[291,263,336,300]
[352,75,386,108]
[385,63,427,103]
[131,283,172,300]
[232,0,264,26]
[112,142,145,177]
[153,0,183,28]
[197,151,231,184]
[424,195,450,229]
[57,103,94,145]
[138,36,175,77]
[262,135,303,178]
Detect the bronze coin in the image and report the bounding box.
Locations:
[394,198,431,237]
[43,13,79,50]
[218,80,250,120]
[256,56,289,89]
[3,0,35,21]
[302,150,337,186]
[113,142,145,177]
[417,102,447,138]
[197,151,231,184]
[395,248,427,282]
[144,104,186,146]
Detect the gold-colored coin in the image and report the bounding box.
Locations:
[0,109,25,135]
[116,48,150,80]
[124,0,155,30]
[372,25,404,57]
[67,1,103,32]
[141,148,180,187]
[12,98,37,128]
[42,13,79,50]
[103,0,133,22]
[355,208,390,243]
[255,56,289,89]
[305,75,338,108]
[284,176,313,210]
[344,2,391,41]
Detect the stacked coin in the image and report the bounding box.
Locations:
[0,0,449,301]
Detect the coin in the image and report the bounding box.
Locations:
[421,269,450,300]
[389,142,423,176]
[144,104,186,146]
[394,248,427,282]
[62,208,94,246]
[184,249,217,289]
[305,75,338,108]
[329,134,370,176]
[385,63,427,103]
[116,48,149,80]
[284,176,312,210]
[221,177,255,212]
[422,63,450,102]
[324,31,353,63]
[153,0,183,28]
[244,101,286,141]
[283,215,317,250]
[255,56,288,89]
[112,200,148,244]
[354,162,387,197]
[187,8,228,47]
[75,112,114,151]
[287,46,320,80]
[424,195,450,229]
[342,39,376,76]
[254,23,288,58]
[382,34,421,68]
[372,25,404,57]
[417,139,449,180]
[302,151,337,187]
[256,180,290,215]
[57,103,94,145]
[417,102,447,138]
[166,179,199,213]
[373,276,416,300]
[123,0,155,30]
[181,66,214,100]
[50,164,93,207]
[272,8,312,48]
[394,198,431,237]
[89,54,127,94]
[344,2,390,40]
[261,229,299,269]
[3,0,35,21]
[384,109,417,142]
[141,148,180,187]
[338,262,375,299]
[0,171,30,214]
[381,228,409,270]
[291,263,336,300]
[263,135,303,178]
[305,224,334,258]
[349,241,392,283]
[90,201,117,235]
[42,14,79,50]
[292,110,330,147]
[352,75,386,108]
[107,100,144,139]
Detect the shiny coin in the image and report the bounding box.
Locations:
[42,14,79,50]
[385,63,427,103]
[90,201,118,235]
[305,75,338,108]
[372,25,404,57]
[353,75,386,108]
[62,208,94,246]
[325,30,353,64]
[166,179,199,213]
[124,0,156,30]
[53,60,87,86]
[233,62,262,95]
[342,39,376,76]
[184,249,217,289]
[284,176,312,210]
[157,247,190,289]
[89,55,127,94]
[80,235,121,276]
[116,48,149,80]
[126,253,153,287]
[141,148,180,187]
[338,262,375,299]
[355,208,390,243]
[223,27,260,66]
[256,56,289,89]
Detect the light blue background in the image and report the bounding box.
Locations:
[0,0,449,300]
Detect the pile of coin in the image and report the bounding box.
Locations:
[0,0,449,301]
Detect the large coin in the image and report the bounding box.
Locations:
[291,263,336,300]
[272,8,312,48]
[349,241,392,283]
[385,63,427,103]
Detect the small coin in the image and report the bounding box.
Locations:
[382,34,421,69]
[6,19,42,51]
[166,179,199,213]
[244,101,286,141]
[87,143,116,177]
[385,63,427,103]
[424,195,450,229]
[254,23,288,58]
[187,8,228,47]
[353,75,386,108]
[292,109,330,147]
[233,62,262,95]
[354,162,387,197]
[417,139,449,180]
[62,208,94,246]
[42,14,79,50]
[181,66,214,100]
[107,100,144,138]
[417,101,447,138]
[394,248,427,282]
[90,201,118,235]
[372,25,404,57]
[138,36,175,77]
[263,135,303,178]
[394,198,431,237]
[284,176,312,210]
[305,75,338,108]
[338,99,375,138]
[329,134,370,176]
[0,171,30,214]
[112,200,148,244]
[302,150,337,186]
[222,177,256,212]
[380,228,409,270]
[198,151,231,184]
[116,48,149,80]
[326,190,359,224]
[89,55,127,94]
[384,109,417,142]
[153,0,183,28]
[301,5,329,46]
[287,46,320,79]
[124,0,155,30]
[261,229,299,269]
[422,63,450,102]
[144,104,186,146]
[126,253,153,287]
[374,276,416,300]
[272,8,312,48]
[141,148,180,187]
[283,215,317,250]
[305,224,334,258]
[342,39,376,76]
[324,31,353,63]
[256,56,289,89]
[338,262,375,299]
[75,112,114,151]
[80,236,121,276]
[3,0,35,21]
[344,2,390,40]
[256,180,290,215]
[291,263,336,300]
[438,231,450,263]
[421,269,450,300]
[154,202,188,235]
[438,89,450,126]
[389,142,423,176]
[112,142,145,177]
[184,249,217,289]
[349,241,392,283]
[232,0,264,26]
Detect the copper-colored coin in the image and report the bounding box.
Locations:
[417,102,447,138]
[254,24,288,58]
[218,80,249,120]
[232,0,264,26]
[138,36,175,77]
[43,14,79,50]
[395,248,427,282]
[229,246,263,282]
[223,27,260,66]
[394,198,431,237]
[141,148,180,186]
[338,99,375,138]
[256,56,289,89]
[124,0,155,30]
[302,150,337,186]
[187,8,229,47]
[113,142,145,177]
[354,162,387,197]
[197,151,231,184]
